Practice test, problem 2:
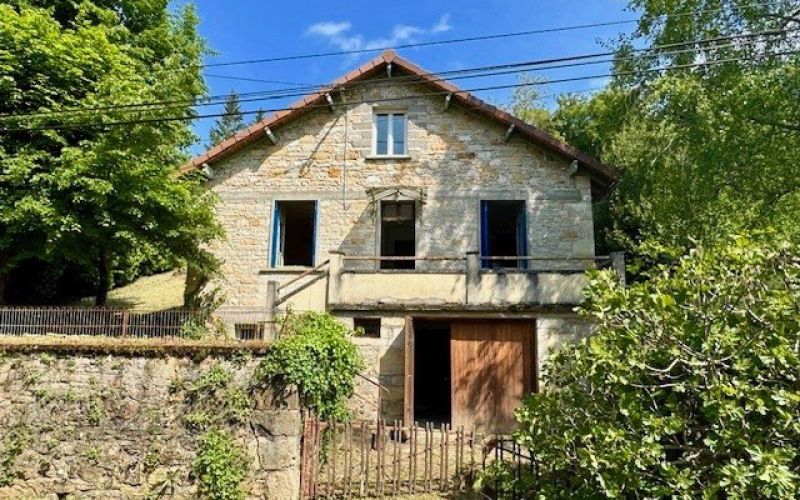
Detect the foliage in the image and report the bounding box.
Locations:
[0,426,29,487]
[0,0,222,304]
[192,429,249,500]
[183,363,251,431]
[505,235,800,498]
[253,312,365,420]
[208,92,245,146]
[551,1,800,255]
[506,73,563,138]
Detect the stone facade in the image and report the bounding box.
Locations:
[204,69,599,422]
[0,352,301,499]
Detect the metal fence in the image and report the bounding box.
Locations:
[0,306,202,338]
[300,418,488,499]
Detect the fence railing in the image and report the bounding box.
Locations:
[300,418,488,499]
[492,437,538,500]
[0,306,204,338]
[0,306,276,342]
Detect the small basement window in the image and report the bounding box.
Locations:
[354,318,381,338]
[271,200,317,267]
[480,200,528,269]
[373,112,407,156]
[235,323,264,340]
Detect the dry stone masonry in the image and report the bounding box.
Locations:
[0,352,301,499]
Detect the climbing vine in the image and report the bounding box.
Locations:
[181,363,251,431]
[0,426,29,487]
[192,429,249,500]
[253,312,365,420]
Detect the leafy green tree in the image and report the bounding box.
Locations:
[0,1,221,304]
[505,234,800,498]
[209,91,245,146]
[552,1,800,255]
[506,73,562,138]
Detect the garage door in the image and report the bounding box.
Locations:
[450,320,534,433]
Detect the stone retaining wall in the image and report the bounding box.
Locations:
[0,351,301,499]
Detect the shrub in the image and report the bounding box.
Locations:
[183,363,251,430]
[504,235,800,498]
[253,312,365,420]
[193,430,248,500]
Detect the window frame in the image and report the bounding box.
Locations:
[372,111,408,157]
[376,199,417,270]
[269,199,319,268]
[354,317,382,338]
[478,199,529,270]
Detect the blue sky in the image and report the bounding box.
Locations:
[187,0,636,154]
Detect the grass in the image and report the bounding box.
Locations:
[77,269,186,311]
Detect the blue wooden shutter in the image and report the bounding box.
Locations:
[311,201,318,265]
[270,202,282,267]
[480,200,489,268]
[517,202,528,269]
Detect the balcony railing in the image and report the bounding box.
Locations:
[267,251,624,313]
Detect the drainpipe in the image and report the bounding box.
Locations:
[266,280,278,338]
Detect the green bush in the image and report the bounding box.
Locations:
[504,235,800,498]
[183,363,251,430]
[253,312,365,420]
[193,430,248,500]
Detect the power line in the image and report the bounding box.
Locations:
[2,50,794,133]
[197,0,785,68]
[2,27,792,121]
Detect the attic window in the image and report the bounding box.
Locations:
[373,112,406,156]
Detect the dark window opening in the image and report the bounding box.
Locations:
[235,323,264,340]
[414,320,451,424]
[272,201,316,267]
[480,200,527,269]
[354,317,381,338]
[380,201,415,270]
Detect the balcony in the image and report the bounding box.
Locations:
[267,252,622,313]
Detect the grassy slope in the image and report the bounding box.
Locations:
[78,269,186,311]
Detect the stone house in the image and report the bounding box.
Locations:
[182,50,619,433]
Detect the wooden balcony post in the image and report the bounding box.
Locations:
[266,281,278,315]
[465,251,480,305]
[328,250,344,305]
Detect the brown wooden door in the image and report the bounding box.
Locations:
[450,320,534,433]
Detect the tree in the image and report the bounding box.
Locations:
[251,109,266,124]
[0,1,221,304]
[506,73,562,138]
[502,234,800,498]
[551,1,800,256]
[209,92,245,146]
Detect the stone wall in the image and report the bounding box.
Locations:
[205,74,595,309]
[0,352,301,499]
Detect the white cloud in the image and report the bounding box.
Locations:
[306,21,351,37]
[306,14,453,54]
[431,14,452,33]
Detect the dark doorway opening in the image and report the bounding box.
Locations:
[272,200,316,266]
[380,201,415,270]
[480,200,527,269]
[413,320,451,423]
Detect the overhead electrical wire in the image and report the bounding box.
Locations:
[1,27,793,121]
[2,48,795,133]
[191,0,788,69]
